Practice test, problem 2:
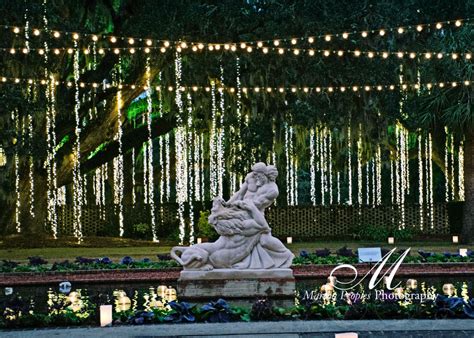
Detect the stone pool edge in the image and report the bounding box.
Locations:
[2,263,474,286]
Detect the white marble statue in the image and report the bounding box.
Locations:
[170,163,294,270]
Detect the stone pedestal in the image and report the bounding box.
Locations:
[177,268,295,299]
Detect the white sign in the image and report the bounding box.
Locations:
[357,247,382,263]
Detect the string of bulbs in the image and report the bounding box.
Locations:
[1,45,472,61]
[0,74,471,93]
[1,17,471,50]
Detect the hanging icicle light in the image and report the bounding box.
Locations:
[375,145,382,205]
[72,43,83,243]
[187,93,195,244]
[328,129,333,205]
[13,110,21,233]
[459,140,465,200]
[26,85,35,218]
[145,57,157,242]
[174,52,188,244]
[217,65,226,197]
[418,132,424,230]
[357,125,363,205]
[310,128,316,205]
[347,121,352,205]
[131,148,136,205]
[209,80,218,198]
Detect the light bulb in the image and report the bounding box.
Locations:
[279,87,284,92]
[452,53,458,59]
[144,47,150,53]
[246,46,252,52]
[114,48,120,54]
[231,45,237,51]
[208,45,214,51]
[308,36,314,43]
[364,86,370,91]
[110,36,117,43]
[416,25,423,31]
[278,48,284,54]
[129,48,135,54]
[455,20,462,27]
[267,87,272,92]
[425,52,431,59]
[240,42,246,49]
[257,41,263,47]
[379,29,385,36]
[9,48,15,54]
[437,52,443,59]
[73,33,80,40]
[180,42,187,48]
[308,49,315,56]
[325,35,331,41]
[146,39,152,46]
[409,52,416,59]
[262,47,269,54]
[368,51,374,58]
[160,47,166,53]
[92,35,99,42]
[337,50,344,56]
[98,48,104,54]
[352,86,358,91]
[323,50,330,56]
[293,49,300,55]
[33,29,40,36]
[273,40,280,46]
[466,53,472,60]
[223,44,229,50]
[128,38,134,45]
[361,31,368,38]
[354,50,361,57]
[163,41,170,47]
[382,52,389,58]
[397,27,404,34]
[377,85,383,91]
[340,87,346,92]
[464,80,470,86]
[192,45,198,51]
[397,52,404,58]
[436,23,443,29]
[291,38,297,45]
[13,27,20,34]
[342,32,349,39]
[53,31,60,38]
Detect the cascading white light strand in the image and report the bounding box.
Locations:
[357,125,363,205]
[72,42,83,243]
[428,133,434,228]
[336,171,341,204]
[328,129,333,205]
[23,0,30,51]
[366,159,371,205]
[217,66,226,197]
[26,84,35,218]
[347,122,352,205]
[285,122,296,205]
[309,127,316,205]
[209,80,218,198]
[236,57,243,186]
[112,60,125,237]
[131,148,136,205]
[187,93,195,244]
[200,134,205,200]
[101,163,107,220]
[449,132,455,200]
[194,132,201,201]
[57,186,66,205]
[293,154,299,205]
[445,127,450,202]
[459,140,465,200]
[165,133,170,201]
[145,57,157,241]
[174,51,188,244]
[320,126,326,205]
[418,132,424,230]
[13,110,21,233]
[375,145,382,205]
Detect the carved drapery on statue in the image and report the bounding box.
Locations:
[171,163,294,270]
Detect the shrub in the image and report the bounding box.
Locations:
[131,223,151,240]
[197,211,217,240]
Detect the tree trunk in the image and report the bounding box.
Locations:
[462,132,474,244]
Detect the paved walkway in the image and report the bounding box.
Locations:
[1,320,474,337]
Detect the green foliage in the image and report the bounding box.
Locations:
[197,211,217,240]
[130,223,151,240]
[351,224,416,241]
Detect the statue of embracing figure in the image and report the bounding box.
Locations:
[171,163,294,270]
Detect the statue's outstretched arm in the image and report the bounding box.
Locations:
[227,181,248,204]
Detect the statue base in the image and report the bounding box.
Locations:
[177,268,295,299]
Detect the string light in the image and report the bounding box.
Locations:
[26,85,35,218]
[13,109,21,233]
[187,93,195,244]
[72,43,83,243]
[310,127,316,205]
[347,121,352,205]
[418,132,424,230]
[357,125,363,205]
[217,65,226,197]
[145,57,157,242]
[209,80,218,198]
[174,51,188,244]
[459,140,465,200]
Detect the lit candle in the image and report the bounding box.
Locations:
[286,237,293,244]
[443,283,455,296]
[388,237,395,244]
[406,279,417,290]
[452,235,459,243]
[100,305,113,327]
[459,248,468,257]
[335,333,358,338]
[197,238,202,244]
